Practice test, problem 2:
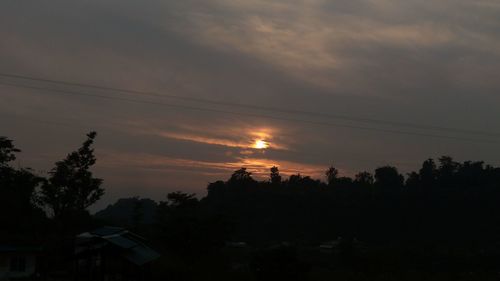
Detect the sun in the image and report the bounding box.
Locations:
[253,139,269,149]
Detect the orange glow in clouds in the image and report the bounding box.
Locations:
[253,139,269,149]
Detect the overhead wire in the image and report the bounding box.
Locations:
[0,72,498,138]
[1,81,499,145]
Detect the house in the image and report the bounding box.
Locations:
[0,245,42,280]
[74,226,160,281]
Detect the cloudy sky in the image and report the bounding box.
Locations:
[1,0,499,210]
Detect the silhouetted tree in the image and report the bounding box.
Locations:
[270,166,282,185]
[0,136,45,239]
[207,180,226,199]
[40,132,104,220]
[95,197,158,226]
[335,177,354,188]
[420,159,438,186]
[164,191,199,209]
[437,156,459,187]
[132,198,144,229]
[155,192,230,258]
[354,171,374,186]
[325,166,339,186]
[0,137,20,166]
[374,166,404,195]
[284,174,322,190]
[227,168,256,188]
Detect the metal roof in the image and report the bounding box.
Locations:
[76,227,160,266]
[107,235,138,249]
[90,226,126,237]
[125,245,161,266]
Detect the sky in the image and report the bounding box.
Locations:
[1,0,499,211]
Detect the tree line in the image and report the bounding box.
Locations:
[3,132,500,278]
[205,160,500,249]
[0,132,104,242]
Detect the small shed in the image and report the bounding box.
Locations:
[74,227,160,281]
[0,245,42,280]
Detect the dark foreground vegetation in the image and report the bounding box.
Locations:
[2,132,500,280]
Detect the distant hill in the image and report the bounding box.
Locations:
[94,197,158,226]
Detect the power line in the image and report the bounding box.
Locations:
[0,72,498,138]
[1,81,499,145]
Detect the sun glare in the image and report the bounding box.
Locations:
[253,139,269,149]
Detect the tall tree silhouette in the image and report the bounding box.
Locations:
[270,166,282,185]
[227,167,256,187]
[0,137,45,237]
[325,166,339,186]
[420,159,438,186]
[40,132,104,219]
[0,137,20,166]
[354,171,374,186]
[374,166,404,195]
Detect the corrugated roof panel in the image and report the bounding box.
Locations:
[106,235,138,249]
[76,227,161,266]
[124,246,161,266]
[90,226,125,237]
